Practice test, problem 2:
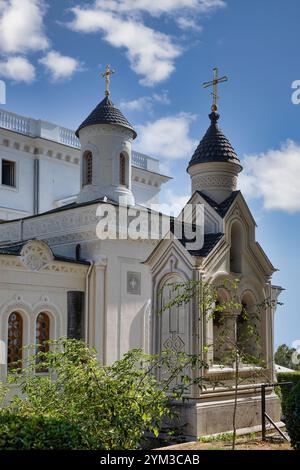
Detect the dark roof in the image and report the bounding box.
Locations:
[75,96,137,139]
[170,218,223,257]
[188,112,241,169]
[197,190,240,218]
[178,231,224,257]
[0,240,90,265]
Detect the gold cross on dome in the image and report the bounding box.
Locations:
[203,67,228,112]
[101,64,115,97]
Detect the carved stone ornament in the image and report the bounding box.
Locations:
[20,240,53,272]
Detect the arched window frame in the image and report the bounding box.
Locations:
[119,152,127,187]
[230,221,243,274]
[83,151,93,186]
[7,312,23,371]
[35,312,50,372]
[237,292,260,360]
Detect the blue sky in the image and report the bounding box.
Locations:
[0,0,300,348]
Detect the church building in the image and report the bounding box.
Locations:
[0,70,282,437]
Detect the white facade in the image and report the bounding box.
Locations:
[0,108,170,221]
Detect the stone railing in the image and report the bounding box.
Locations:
[59,126,81,149]
[132,151,159,172]
[0,109,31,135]
[0,109,160,171]
[0,108,81,149]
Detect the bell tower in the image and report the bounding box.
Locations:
[187,68,242,203]
[76,66,137,206]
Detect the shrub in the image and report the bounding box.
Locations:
[284,381,300,450]
[6,338,205,450]
[277,372,300,415]
[0,411,84,450]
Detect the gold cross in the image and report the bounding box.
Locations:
[203,67,228,112]
[101,64,115,97]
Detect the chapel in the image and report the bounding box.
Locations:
[0,70,282,436]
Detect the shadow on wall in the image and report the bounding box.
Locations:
[129,300,151,351]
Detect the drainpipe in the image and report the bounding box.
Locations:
[33,158,40,215]
[85,261,94,345]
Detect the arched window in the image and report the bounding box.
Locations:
[213,300,223,363]
[230,222,242,273]
[36,313,50,371]
[119,153,126,186]
[237,295,260,360]
[7,312,23,370]
[83,151,93,186]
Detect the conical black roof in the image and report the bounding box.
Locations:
[188,111,240,169]
[76,96,137,139]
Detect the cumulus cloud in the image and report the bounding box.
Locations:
[90,0,225,16]
[39,51,82,81]
[120,92,170,112]
[239,140,300,213]
[68,0,225,85]
[135,112,197,159]
[69,7,181,86]
[156,189,190,216]
[0,56,36,82]
[0,0,49,54]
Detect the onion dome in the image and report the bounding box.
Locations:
[187,111,241,169]
[75,96,137,139]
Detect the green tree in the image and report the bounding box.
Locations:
[275,344,300,371]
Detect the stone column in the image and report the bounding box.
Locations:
[219,310,240,364]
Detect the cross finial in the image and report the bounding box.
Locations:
[101,64,115,97]
[203,67,228,112]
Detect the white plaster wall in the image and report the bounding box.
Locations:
[83,238,155,363]
[0,260,87,379]
[132,182,160,206]
[0,145,34,215]
[38,159,80,213]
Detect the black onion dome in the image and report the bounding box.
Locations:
[75,96,137,139]
[188,111,240,169]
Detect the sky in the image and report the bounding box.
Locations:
[0,0,300,349]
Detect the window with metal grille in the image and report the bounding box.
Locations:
[2,159,16,187]
[120,153,126,186]
[35,312,50,371]
[7,312,23,370]
[83,152,93,186]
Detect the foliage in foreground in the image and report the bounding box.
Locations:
[2,338,206,450]
[0,412,84,450]
[284,380,300,450]
[277,371,300,415]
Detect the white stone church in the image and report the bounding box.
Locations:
[0,79,282,437]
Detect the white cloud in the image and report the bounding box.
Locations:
[0,56,36,82]
[158,189,190,216]
[135,112,197,159]
[69,7,181,86]
[152,92,171,105]
[92,0,225,16]
[0,0,49,54]
[120,92,170,111]
[68,0,225,85]
[177,17,203,31]
[239,140,300,213]
[39,51,82,81]
[120,96,153,112]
